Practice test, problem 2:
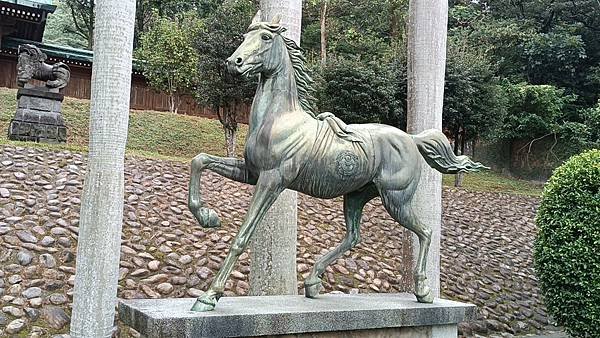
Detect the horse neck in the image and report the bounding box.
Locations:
[249,57,302,129]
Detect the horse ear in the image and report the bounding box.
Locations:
[271,14,281,25]
[251,10,261,25]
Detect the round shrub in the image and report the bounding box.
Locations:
[534,149,600,337]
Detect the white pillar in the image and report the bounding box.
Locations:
[406,0,448,297]
[248,0,302,297]
[69,0,136,335]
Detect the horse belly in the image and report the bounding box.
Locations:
[290,134,373,198]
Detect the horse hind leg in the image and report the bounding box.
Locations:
[380,188,434,303]
[304,184,378,298]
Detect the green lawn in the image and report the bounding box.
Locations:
[442,171,542,196]
[0,87,543,196]
[0,87,247,161]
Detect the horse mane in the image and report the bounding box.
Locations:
[248,22,318,118]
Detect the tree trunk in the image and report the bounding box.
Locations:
[69,0,136,335]
[453,128,460,155]
[223,105,237,157]
[87,1,94,50]
[454,128,463,187]
[460,129,466,155]
[406,0,448,298]
[225,127,236,157]
[248,0,301,297]
[169,94,176,113]
[389,0,401,43]
[134,0,144,48]
[454,171,464,187]
[320,0,328,66]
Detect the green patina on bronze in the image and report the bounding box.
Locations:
[188,13,488,312]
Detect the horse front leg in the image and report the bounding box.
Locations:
[188,153,257,228]
[191,169,284,312]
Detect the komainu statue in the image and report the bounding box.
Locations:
[188,12,488,312]
[17,44,70,90]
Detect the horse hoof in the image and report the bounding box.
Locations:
[194,207,220,228]
[190,292,218,312]
[191,299,215,312]
[304,280,322,298]
[415,288,434,303]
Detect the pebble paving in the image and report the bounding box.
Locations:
[0,146,552,337]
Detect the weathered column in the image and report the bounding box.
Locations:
[248,0,301,296]
[69,0,136,335]
[406,0,448,297]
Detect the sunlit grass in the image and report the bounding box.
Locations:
[443,171,543,196]
[0,87,247,159]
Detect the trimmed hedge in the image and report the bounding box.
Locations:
[534,149,600,337]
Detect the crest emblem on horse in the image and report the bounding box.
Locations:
[188,13,487,312]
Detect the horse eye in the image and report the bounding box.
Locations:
[262,34,272,41]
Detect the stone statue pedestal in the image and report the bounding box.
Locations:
[118,293,476,338]
[8,88,67,143]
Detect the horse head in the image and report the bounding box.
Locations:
[226,13,293,78]
[17,44,46,87]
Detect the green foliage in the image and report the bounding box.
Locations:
[191,0,257,155]
[62,0,95,49]
[522,30,587,85]
[43,0,89,49]
[135,14,201,113]
[302,0,406,59]
[314,56,404,127]
[497,83,576,139]
[561,102,600,154]
[193,0,256,112]
[443,36,507,144]
[534,149,600,337]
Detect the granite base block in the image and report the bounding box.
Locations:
[119,293,476,338]
[8,89,67,143]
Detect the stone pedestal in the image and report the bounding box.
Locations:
[119,293,476,338]
[8,88,67,143]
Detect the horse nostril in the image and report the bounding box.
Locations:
[235,57,243,65]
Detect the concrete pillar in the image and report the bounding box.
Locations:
[406,0,449,297]
[249,0,302,297]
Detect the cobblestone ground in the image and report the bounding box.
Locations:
[0,146,551,337]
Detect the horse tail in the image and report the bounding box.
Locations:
[412,129,489,174]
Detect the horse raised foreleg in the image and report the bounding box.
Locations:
[191,169,284,311]
[188,153,257,228]
[305,185,378,298]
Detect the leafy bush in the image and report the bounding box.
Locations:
[497,83,576,140]
[314,57,404,127]
[444,36,507,150]
[136,14,202,113]
[534,149,600,337]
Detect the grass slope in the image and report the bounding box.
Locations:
[0,87,247,160]
[0,87,542,195]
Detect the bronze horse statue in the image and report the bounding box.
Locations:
[188,14,487,312]
[17,44,70,90]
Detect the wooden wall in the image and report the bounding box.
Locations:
[0,54,250,120]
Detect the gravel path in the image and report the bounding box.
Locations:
[0,146,550,337]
